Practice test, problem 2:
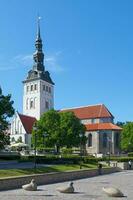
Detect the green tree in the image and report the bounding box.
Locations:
[32,109,60,152]
[0,87,14,149]
[59,111,86,148]
[32,110,87,153]
[121,122,133,152]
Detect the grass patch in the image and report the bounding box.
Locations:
[0,163,97,178]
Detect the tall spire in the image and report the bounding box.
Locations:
[33,16,44,72]
[36,16,41,41]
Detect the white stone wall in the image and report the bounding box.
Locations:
[23,80,54,120]
[85,131,99,154]
[40,80,54,118]
[10,113,31,147]
[81,117,113,125]
[81,118,99,124]
[99,117,113,123]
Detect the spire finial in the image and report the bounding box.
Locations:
[37,15,41,40]
[33,15,44,72]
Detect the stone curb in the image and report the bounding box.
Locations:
[0,167,121,191]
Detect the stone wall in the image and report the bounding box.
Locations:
[0,167,121,191]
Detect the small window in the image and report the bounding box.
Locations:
[46,86,48,92]
[49,87,51,93]
[88,134,92,147]
[26,98,29,109]
[31,85,33,91]
[43,85,45,91]
[103,133,107,148]
[34,84,37,90]
[27,86,29,92]
[91,119,95,124]
[30,100,34,108]
[115,133,119,147]
[45,101,49,109]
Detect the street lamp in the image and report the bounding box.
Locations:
[33,125,37,172]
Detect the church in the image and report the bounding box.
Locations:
[10,20,122,155]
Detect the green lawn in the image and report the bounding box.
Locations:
[0,163,97,178]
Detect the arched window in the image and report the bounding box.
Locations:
[103,133,107,147]
[30,98,34,109]
[11,137,15,142]
[26,98,29,109]
[88,134,92,147]
[115,133,119,147]
[34,97,37,109]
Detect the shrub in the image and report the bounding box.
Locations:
[61,148,73,155]
[128,152,133,157]
[0,154,20,160]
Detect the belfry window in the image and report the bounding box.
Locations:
[31,85,33,91]
[34,84,37,90]
[46,86,48,92]
[43,85,45,91]
[49,87,51,93]
[26,86,29,92]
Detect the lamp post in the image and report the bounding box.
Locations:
[33,125,37,172]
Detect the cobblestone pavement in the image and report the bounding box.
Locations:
[0,171,133,200]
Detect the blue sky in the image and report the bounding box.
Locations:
[0,0,133,122]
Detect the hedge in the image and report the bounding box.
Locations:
[20,155,99,164]
[0,154,20,160]
[128,152,133,157]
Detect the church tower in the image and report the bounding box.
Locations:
[23,18,54,119]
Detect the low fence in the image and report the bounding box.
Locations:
[0,167,121,191]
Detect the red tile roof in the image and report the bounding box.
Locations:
[60,104,114,120]
[85,123,122,131]
[18,113,37,134]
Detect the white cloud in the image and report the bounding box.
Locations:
[45,51,64,72]
[0,51,65,73]
[0,54,33,71]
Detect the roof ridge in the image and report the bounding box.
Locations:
[61,103,103,111]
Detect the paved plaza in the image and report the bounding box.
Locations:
[0,171,133,200]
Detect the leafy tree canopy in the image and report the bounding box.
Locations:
[121,122,133,152]
[32,109,60,150]
[0,87,14,149]
[32,109,86,152]
[60,111,86,148]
